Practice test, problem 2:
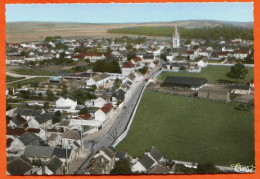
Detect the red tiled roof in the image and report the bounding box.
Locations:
[217,52,229,56]
[133,57,142,62]
[85,53,103,56]
[101,103,113,114]
[7,127,41,136]
[79,113,92,120]
[6,127,26,136]
[234,50,249,54]
[16,115,27,123]
[122,62,135,68]
[73,53,86,59]
[27,128,40,133]
[187,51,194,55]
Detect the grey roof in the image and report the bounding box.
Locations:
[19,109,44,117]
[52,147,72,159]
[150,147,164,162]
[148,164,169,174]
[18,132,43,146]
[7,158,33,175]
[127,74,136,81]
[139,154,155,170]
[20,155,31,164]
[115,151,128,160]
[113,89,126,101]
[87,155,109,174]
[46,156,63,173]
[62,129,80,140]
[35,112,54,124]
[48,133,59,141]
[60,120,70,127]
[163,76,208,87]
[100,146,115,159]
[24,145,54,158]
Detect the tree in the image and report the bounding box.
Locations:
[46,89,54,100]
[79,107,89,115]
[60,88,68,97]
[53,111,61,123]
[186,55,190,61]
[71,89,96,104]
[227,63,248,84]
[160,54,167,62]
[31,81,39,87]
[8,88,13,96]
[90,85,97,92]
[20,90,31,99]
[44,102,49,110]
[138,66,148,75]
[111,159,132,174]
[114,78,122,90]
[38,92,42,98]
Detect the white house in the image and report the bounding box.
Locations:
[28,112,54,129]
[55,97,77,113]
[94,103,114,127]
[197,59,208,68]
[85,97,107,108]
[86,73,110,88]
[131,154,156,173]
[234,50,249,60]
[148,62,156,69]
[121,62,135,75]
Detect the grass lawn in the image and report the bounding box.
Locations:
[7,77,49,88]
[6,75,25,83]
[158,66,254,84]
[116,92,254,166]
[13,68,56,76]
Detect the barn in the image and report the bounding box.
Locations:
[162,76,208,90]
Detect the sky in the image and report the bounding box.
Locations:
[6,3,254,23]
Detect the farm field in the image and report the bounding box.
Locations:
[116,92,254,166]
[158,66,254,84]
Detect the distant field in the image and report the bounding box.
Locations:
[158,66,254,84]
[7,77,49,88]
[6,75,25,83]
[6,21,252,42]
[116,92,255,166]
[13,68,56,76]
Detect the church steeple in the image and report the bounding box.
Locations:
[174,26,179,38]
[172,25,180,48]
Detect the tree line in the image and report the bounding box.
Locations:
[108,26,253,40]
[92,60,121,73]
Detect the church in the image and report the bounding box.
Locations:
[172,26,180,48]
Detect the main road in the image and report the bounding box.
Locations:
[75,63,163,174]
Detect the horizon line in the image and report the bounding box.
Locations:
[6,19,254,24]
